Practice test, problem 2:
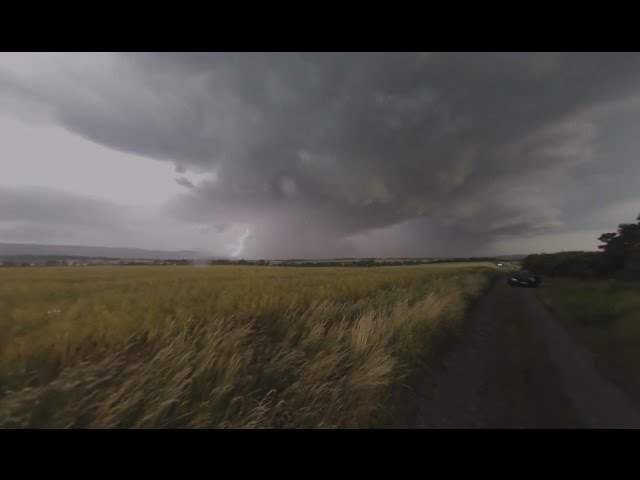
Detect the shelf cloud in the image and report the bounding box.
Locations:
[1,52,640,257]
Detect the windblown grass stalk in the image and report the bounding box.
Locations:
[0,264,495,428]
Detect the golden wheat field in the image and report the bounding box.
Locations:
[0,263,496,428]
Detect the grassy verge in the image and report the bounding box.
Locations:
[536,278,640,405]
[477,284,583,428]
[0,264,495,428]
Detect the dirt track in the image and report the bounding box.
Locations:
[419,280,500,428]
[521,288,640,428]
[420,280,640,428]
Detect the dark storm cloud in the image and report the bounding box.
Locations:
[2,52,640,257]
[175,177,196,190]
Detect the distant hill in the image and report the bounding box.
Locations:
[0,243,529,262]
[0,242,214,260]
[489,254,528,261]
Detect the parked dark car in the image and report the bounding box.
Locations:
[507,270,541,287]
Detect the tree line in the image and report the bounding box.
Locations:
[522,212,640,280]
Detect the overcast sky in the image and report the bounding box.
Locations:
[1,52,639,258]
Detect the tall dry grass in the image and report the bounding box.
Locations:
[0,265,494,428]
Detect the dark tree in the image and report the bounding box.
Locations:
[598,212,640,277]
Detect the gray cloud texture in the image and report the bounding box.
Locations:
[175,177,196,190]
[0,185,132,245]
[2,52,640,257]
